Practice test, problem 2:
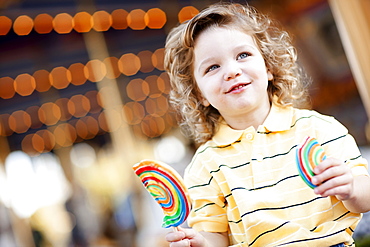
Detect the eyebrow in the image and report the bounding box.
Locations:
[196,57,216,73]
[196,44,259,73]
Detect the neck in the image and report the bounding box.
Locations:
[224,101,271,130]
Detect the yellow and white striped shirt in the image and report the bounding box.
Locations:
[185,104,369,247]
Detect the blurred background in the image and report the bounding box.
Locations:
[0,0,369,246]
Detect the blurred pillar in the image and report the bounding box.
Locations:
[9,210,35,247]
[83,30,136,159]
[82,30,139,198]
[329,0,370,141]
[0,136,10,164]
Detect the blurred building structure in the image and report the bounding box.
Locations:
[0,0,369,246]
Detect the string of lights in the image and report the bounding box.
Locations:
[0,6,199,35]
[0,6,199,155]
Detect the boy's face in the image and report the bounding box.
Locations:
[193,27,273,129]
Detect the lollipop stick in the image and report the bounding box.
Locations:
[173,226,179,232]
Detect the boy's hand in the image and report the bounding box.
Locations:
[166,227,229,247]
[166,227,207,247]
[312,157,354,201]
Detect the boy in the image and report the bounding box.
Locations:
[164,3,370,246]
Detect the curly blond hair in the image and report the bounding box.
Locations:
[165,2,309,144]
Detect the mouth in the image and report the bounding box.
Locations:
[226,83,251,94]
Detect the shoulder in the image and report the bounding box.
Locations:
[185,140,222,174]
[292,108,348,134]
[292,108,333,123]
[291,108,352,151]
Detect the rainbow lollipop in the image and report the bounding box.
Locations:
[296,137,327,188]
[133,159,191,228]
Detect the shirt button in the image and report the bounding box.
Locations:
[245,133,254,141]
[256,154,264,162]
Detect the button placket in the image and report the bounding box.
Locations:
[250,134,274,187]
[245,132,254,141]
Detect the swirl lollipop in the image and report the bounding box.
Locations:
[296,137,326,188]
[133,159,191,229]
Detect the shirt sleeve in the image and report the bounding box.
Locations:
[316,115,369,177]
[184,151,229,233]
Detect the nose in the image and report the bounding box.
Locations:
[224,62,242,81]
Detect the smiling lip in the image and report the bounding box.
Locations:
[226,83,251,94]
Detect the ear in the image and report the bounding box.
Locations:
[267,70,273,81]
[201,97,210,107]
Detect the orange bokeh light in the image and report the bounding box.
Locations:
[141,115,165,138]
[33,69,52,92]
[137,50,154,73]
[84,116,99,137]
[103,57,121,79]
[178,6,199,23]
[22,134,37,155]
[36,129,56,152]
[111,9,128,30]
[0,16,12,35]
[127,9,146,30]
[144,8,166,29]
[84,59,107,82]
[68,95,91,118]
[69,63,87,86]
[147,95,168,116]
[53,13,74,34]
[118,53,141,76]
[38,102,62,126]
[145,75,162,98]
[98,112,109,132]
[93,10,112,32]
[152,48,165,71]
[32,133,44,153]
[75,119,88,139]
[0,77,15,99]
[76,116,99,140]
[49,66,71,89]
[123,102,145,125]
[8,110,31,133]
[53,123,76,147]
[74,11,93,33]
[13,15,34,35]
[159,72,171,94]
[126,78,149,101]
[55,98,73,121]
[34,13,53,34]
[14,73,36,96]
[0,114,12,136]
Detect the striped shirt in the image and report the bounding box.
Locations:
[184,104,369,247]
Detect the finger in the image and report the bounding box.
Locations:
[314,157,343,174]
[169,239,191,247]
[166,230,186,242]
[312,167,339,185]
[314,172,350,193]
[313,171,354,200]
[180,227,198,239]
[312,162,349,185]
[315,184,352,200]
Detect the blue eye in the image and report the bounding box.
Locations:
[206,64,219,73]
[237,52,250,60]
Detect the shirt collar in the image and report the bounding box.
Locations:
[212,103,294,146]
[262,103,294,133]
